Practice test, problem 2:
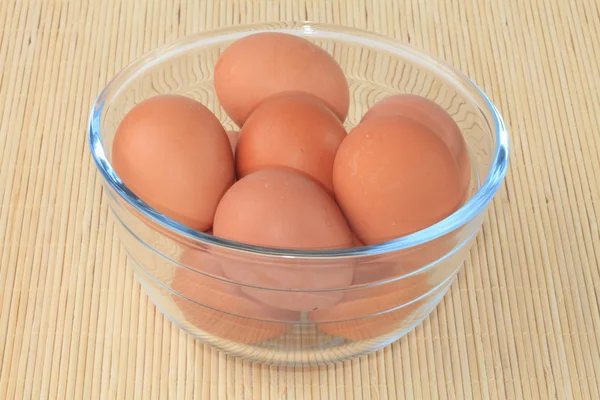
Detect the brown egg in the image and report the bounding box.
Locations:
[351,227,465,285]
[236,93,347,193]
[310,273,431,341]
[171,249,296,343]
[333,116,464,245]
[219,256,354,313]
[112,94,235,232]
[352,232,364,247]
[362,94,471,197]
[214,169,353,250]
[215,32,350,126]
[226,130,239,155]
[178,247,223,275]
[213,169,354,311]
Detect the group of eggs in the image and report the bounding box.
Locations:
[112,32,471,343]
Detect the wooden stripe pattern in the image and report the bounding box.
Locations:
[1,0,599,398]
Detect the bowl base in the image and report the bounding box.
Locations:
[133,266,453,366]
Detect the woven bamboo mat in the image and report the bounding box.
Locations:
[1,0,599,398]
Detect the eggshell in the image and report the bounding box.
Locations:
[220,258,354,313]
[112,94,235,232]
[310,273,431,341]
[362,94,471,197]
[213,169,354,311]
[352,232,364,247]
[226,130,239,155]
[171,249,296,343]
[333,116,465,245]
[351,228,465,285]
[215,32,350,126]
[236,93,347,193]
[178,247,223,275]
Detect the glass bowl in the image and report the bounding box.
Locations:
[88,22,509,366]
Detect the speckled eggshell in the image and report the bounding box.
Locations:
[333,116,465,245]
[362,94,471,197]
[212,169,354,312]
[235,93,347,193]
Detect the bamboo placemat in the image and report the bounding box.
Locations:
[1,0,599,398]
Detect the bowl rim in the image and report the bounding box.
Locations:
[88,21,509,259]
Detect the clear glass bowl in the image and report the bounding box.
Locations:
[88,22,509,366]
